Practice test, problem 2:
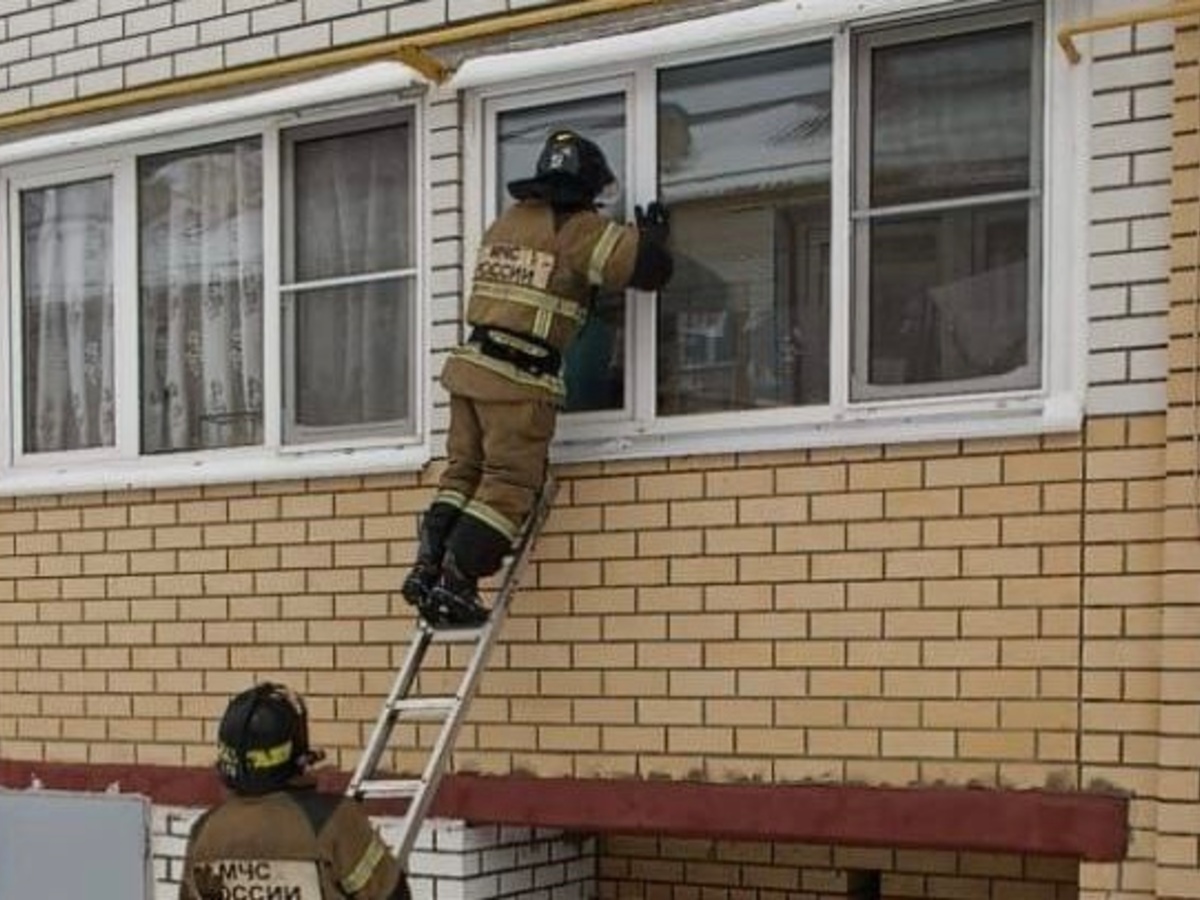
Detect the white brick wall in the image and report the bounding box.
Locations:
[153,806,597,900]
[1086,14,1176,415]
[0,1,560,114]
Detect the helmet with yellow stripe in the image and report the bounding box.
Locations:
[216,683,321,794]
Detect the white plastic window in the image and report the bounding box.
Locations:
[467,0,1084,461]
[1,64,428,494]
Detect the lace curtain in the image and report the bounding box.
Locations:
[21,179,115,453]
[139,137,264,453]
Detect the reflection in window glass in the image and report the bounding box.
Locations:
[139,138,264,453]
[496,95,627,413]
[870,25,1033,207]
[857,16,1040,395]
[287,120,413,435]
[868,203,1030,385]
[657,45,832,416]
[21,178,115,453]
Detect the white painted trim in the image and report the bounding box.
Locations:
[1051,0,1093,419]
[262,122,284,450]
[461,89,485,347]
[0,444,431,497]
[553,396,1083,464]
[0,62,426,167]
[2,175,15,473]
[450,0,975,90]
[828,28,853,413]
[630,66,658,427]
[412,96,431,454]
[113,159,139,461]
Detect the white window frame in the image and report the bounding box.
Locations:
[7,163,129,469]
[0,65,431,496]
[481,77,644,434]
[851,4,1045,401]
[460,0,1089,464]
[279,106,421,448]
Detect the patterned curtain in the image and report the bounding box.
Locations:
[21,178,115,453]
[139,138,264,453]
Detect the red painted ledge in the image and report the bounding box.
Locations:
[0,760,1127,862]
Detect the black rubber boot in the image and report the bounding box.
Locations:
[420,554,489,628]
[401,560,439,607]
[401,503,457,608]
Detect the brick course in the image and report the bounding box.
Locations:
[0,420,1168,787]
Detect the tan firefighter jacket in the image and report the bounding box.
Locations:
[179,783,407,900]
[441,199,642,403]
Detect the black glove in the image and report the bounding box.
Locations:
[635,200,670,244]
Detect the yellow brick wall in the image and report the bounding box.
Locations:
[1128,14,1200,900]
[0,418,1164,792]
[598,836,1078,900]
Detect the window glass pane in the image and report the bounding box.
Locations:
[285,120,414,439]
[867,201,1035,387]
[497,95,626,413]
[657,44,832,416]
[293,280,413,428]
[21,178,114,452]
[496,96,626,218]
[870,23,1033,207]
[139,138,263,453]
[293,121,412,281]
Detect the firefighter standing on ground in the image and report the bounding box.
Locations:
[402,129,674,628]
[179,683,411,900]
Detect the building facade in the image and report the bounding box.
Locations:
[0,0,1197,897]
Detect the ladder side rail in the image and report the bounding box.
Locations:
[347,627,436,796]
[388,478,558,862]
[489,477,557,620]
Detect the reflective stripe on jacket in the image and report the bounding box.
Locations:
[443,200,640,402]
[178,786,405,900]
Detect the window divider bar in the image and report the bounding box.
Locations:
[281,268,417,293]
[114,159,141,460]
[263,123,284,449]
[851,188,1038,220]
[828,27,854,414]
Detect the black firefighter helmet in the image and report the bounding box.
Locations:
[508,129,616,206]
[216,683,320,793]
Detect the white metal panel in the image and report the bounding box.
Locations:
[0,789,152,900]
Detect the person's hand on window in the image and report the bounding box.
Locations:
[635,200,670,244]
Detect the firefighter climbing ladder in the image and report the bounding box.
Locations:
[346,476,559,864]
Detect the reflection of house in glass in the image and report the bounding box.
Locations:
[658,76,831,200]
[656,44,832,416]
[679,309,731,369]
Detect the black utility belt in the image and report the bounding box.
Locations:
[470,326,562,377]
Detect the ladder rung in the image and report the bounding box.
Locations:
[348,478,559,865]
[354,778,423,799]
[426,624,488,643]
[390,696,458,719]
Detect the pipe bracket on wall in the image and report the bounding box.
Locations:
[1058,0,1200,64]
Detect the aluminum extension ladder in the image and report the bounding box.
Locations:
[346,476,559,864]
